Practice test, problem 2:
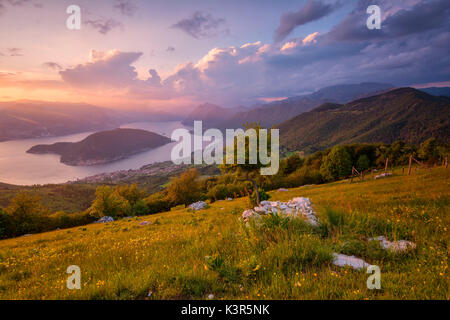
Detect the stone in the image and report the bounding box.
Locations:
[277,188,289,192]
[189,201,209,211]
[96,216,114,223]
[332,253,370,270]
[369,236,416,252]
[374,172,392,179]
[242,196,319,226]
[139,221,151,226]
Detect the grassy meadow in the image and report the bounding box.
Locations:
[0,167,448,300]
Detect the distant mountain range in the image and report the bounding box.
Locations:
[278,88,450,153]
[27,128,172,166]
[183,83,394,129]
[419,87,450,98]
[181,103,240,128]
[0,100,179,142]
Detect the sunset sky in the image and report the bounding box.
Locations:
[0,0,449,111]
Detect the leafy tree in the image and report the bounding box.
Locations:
[283,154,304,175]
[166,168,203,207]
[145,192,172,214]
[320,146,352,180]
[5,193,48,236]
[356,154,371,171]
[220,123,277,206]
[0,207,12,239]
[419,138,439,162]
[116,184,148,215]
[88,186,131,219]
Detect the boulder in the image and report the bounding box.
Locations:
[96,216,114,223]
[189,201,209,211]
[369,236,416,252]
[332,253,370,270]
[375,172,392,179]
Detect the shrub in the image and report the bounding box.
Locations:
[144,192,172,214]
[88,186,131,219]
[356,154,371,171]
[166,168,203,207]
[249,189,270,207]
[320,146,352,180]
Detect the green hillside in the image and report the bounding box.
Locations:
[0,168,448,299]
[279,88,450,153]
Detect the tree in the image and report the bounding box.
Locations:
[320,146,352,180]
[0,207,12,239]
[88,186,131,219]
[166,168,203,207]
[283,153,304,175]
[219,123,277,206]
[356,154,371,171]
[419,138,439,162]
[5,193,48,236]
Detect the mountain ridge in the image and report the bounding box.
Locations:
[278,87,450,153]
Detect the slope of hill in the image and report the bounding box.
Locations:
[279,88,450,153]
[217,83,393,129]
[27,128,172,166]
[0,168,447,299]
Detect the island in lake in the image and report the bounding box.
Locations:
[27,128,172,166]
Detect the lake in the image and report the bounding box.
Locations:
[0,121,194,186]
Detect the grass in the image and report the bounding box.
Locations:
[0,168,448,300]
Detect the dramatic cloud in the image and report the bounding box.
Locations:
[113,0,137,16]
[42,62,62,70]
[60,50,142,88]
[56,0,450,106]
[274,0,341,42]
[84,18,123,35]
[171,11,228,39]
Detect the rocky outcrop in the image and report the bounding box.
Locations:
[242,197,319,226]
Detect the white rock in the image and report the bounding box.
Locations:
[369,236,416,252]
[189,201,208,211]
[277,188,289,192]
[332,253,370,270]
[375,173,392,179]
[96,216,114,223]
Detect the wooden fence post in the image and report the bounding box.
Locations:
[385,158,389,173]
[408,155,412,175]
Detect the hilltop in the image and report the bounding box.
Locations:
[27,128,172,166]
[279,88,450,153]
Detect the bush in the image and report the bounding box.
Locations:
[249,189,270,207]
[284,167,324,188]
[356,154,371,172]
[320,146,352,180]
[88,186,131,219]
[206,183,245,202]
[144,192,172,214]
[166,169,204,207]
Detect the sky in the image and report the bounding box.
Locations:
[0,0,449,112]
